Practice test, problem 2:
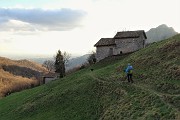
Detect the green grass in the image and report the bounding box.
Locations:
[0,34,180,120]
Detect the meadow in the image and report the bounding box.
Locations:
[0,35,179,120]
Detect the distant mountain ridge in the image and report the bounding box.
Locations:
[0,57,47,72]
[67,54,89,70]
[146,24,178,43]
[29,54,90,70]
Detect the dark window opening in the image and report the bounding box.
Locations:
[120,51,123,54]
[109,48,113,56]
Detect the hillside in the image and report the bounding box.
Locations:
[67,54,89,70]
[0,35,179,120]
[0,57,47,72]
[146,24,178,44]
[0,57,48,97]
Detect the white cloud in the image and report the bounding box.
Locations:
[0,0,179,58]
[0,8,86,31]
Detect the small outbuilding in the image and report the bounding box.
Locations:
[94,30,147,61]
[42,72,59,84]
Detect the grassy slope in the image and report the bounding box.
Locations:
[0,35,179,120]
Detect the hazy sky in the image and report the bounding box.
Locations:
[0,0,179,58]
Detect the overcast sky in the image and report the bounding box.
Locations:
[0,0,179,59]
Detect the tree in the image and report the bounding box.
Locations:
[63,51,71,67]
[87,51,96,65]
[54,50,70,78]
[42,60,55,72]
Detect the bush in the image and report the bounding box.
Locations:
[87,52,96,65]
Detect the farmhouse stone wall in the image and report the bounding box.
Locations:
[95,31,147,61]
[96,45,115,61]
[114,37,145,55]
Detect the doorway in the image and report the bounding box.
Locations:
[109,48,113,56]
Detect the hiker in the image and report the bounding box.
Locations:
[125,63,133,83]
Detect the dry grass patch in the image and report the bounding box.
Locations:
[0,69,38,97]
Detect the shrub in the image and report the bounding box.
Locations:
[87,52,96,65]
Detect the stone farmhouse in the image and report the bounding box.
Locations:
[94,30,147,61]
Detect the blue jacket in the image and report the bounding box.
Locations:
[125,65,133,74]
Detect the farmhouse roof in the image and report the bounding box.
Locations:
[94,30,147,47]
[94,38,115,47]
[114,30,147,39]
[43,72,59,78]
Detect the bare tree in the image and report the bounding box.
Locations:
[63,51,71,67]
[42,60,55,72]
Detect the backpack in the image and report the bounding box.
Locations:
[127,66,133,74]
[129,69,133,74]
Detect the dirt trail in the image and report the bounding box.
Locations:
[133,83,180,119]
[88,72,180,119]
